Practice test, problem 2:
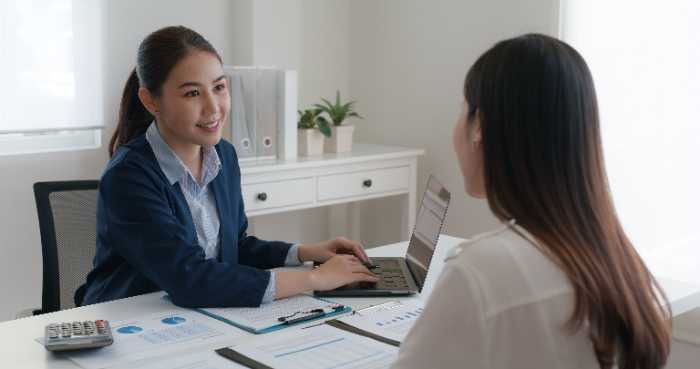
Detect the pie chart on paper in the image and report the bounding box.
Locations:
[161,316,187,325]
[116,325,143,334]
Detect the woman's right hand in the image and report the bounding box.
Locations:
[310,254,380,291]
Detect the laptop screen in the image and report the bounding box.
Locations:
[405,175,450,291]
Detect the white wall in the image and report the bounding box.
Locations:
[0,0,561,321]
[0,0,353,321]
[347,0,559,243]
[562,0,700,285]
[238,0,353,246]
[0,0,238,322]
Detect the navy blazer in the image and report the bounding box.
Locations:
[79,134,292,308]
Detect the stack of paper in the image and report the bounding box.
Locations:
[217,324,399,369]
[197,294,351,334]
[63,310,244,369]
[330,300,425,345]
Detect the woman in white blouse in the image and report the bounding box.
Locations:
[392,34,670,369]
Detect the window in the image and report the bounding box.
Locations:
[561,1,700,283]
[0,0,102,155]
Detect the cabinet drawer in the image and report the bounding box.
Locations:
[317,166,409,201]
[242,178,314,211]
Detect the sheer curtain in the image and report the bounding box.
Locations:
[0,0,102,153]
[561,0,700,283]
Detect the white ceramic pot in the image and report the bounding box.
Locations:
[298,129,325,156]
[325,125,355,153]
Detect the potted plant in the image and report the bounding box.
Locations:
[314,90,363,153]
[297,108,331,156]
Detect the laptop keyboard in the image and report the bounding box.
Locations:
[373,260,410,289]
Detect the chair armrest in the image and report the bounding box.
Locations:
[15,307,42,319]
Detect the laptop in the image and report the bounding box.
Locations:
[314,175,451,297]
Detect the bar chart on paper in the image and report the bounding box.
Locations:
[227,325,399,369]
[337,300,424,343]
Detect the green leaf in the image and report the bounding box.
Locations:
[312,90,362,127]
[317,117,332,137]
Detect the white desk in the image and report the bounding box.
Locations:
[3,235,699,368]
[240,143,424,239]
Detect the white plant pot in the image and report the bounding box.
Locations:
[297,129,325,156]
[325,125,355,153]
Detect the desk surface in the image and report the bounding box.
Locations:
[3,235,699,368]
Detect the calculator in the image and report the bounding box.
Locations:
[44,320,114,352]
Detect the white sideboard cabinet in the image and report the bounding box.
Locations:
[240,143,425,239]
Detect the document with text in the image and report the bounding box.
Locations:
[334,300,424,344]
[116,350,245,369]
[63,310,244,369]
[198,294,350,334]
[216,324,398,369]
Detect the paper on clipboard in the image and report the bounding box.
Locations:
[334,300,425,343]
[197,294,350,334]
[216,324,398,369]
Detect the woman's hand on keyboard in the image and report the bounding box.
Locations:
[298,237,370,264]
[310,254,380,291]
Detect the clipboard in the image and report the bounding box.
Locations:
[214,324,399,369]
[194,294,351,334]
[324,300,424,347]
[324,319,400,347]
[323,301,403,347]
[215,347,273,369]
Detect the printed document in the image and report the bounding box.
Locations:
[220,324,398,369]
[198,294,347,333]
[337,300,424,342]
[65,310,244,369]
[117,350,245,369]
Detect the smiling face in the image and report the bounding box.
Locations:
[139,50,230,157]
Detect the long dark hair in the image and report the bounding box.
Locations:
[464,34,670,369]
[109,26,222,157]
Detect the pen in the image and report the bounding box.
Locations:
[278,305,347,325]
[279,309,326,325]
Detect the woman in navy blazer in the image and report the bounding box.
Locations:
[78,26,378,308]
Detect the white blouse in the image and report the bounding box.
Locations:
[391,223,599,369]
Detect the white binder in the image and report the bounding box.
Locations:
[224,66,297,162]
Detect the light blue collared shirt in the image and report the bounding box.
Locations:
[145,122,300,303]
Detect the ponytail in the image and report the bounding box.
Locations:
[108,69,153,157]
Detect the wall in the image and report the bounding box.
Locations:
[0,0,560,321]
[0,0,353,321]
[347,0,559,244]
[235,0,353,246]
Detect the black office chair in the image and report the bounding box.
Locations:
[33,180,99,315]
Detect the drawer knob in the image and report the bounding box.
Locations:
[362,179,373,188]
[257,192,268,201]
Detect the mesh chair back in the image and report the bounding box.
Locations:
[34,181,99,313]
